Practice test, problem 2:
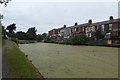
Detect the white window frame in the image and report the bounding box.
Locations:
[109,24,112,30]
[101,25,104,31]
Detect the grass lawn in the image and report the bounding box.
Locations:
[6,41,44,78]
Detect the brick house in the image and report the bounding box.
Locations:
[85,16,120,45]
[71,23,87,36]
[48,16,120,45]
[85,19,96,37]
[48,28,59,37]
[85,16,120,39]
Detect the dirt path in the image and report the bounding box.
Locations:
[2,40,13,78]
[0,47,2,79]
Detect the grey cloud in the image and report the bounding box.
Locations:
[2,2,118,34]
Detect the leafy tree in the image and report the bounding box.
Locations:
[26,27,37,40]
[44,36,54,43]
[42,33,47,37]
[6,23,16,38]
[95,29,104,40]
[41,33,47,40]
[16,31,26,40]
[2,26,7,39]
[0,14,3,20]
[0,0,12,7]
[106,24,110,33]
[6,23,16,33]
[70,34,87,45]
[36,34,43,42]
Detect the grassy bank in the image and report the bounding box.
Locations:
[6,40,44,78]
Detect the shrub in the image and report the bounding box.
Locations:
[11,38,19,45]
[69,34,88,45]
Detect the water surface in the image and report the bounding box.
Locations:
[19,43,118,78]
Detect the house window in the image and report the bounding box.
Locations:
[90,27,92,32]
[86,27,88,32]
[87,34,89,37]
[109,24,112,30]
[74,28,77,31]
[101,25,104,31]
[82,27,84,32]
[92,26,95,31]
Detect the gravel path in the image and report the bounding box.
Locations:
[2,40,13,78]
[0,47,2,79]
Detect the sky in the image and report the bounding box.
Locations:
[1,0,120,34]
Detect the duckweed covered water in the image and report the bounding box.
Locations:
[19,43,118,78]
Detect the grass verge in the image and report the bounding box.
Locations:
[6,41,44,78]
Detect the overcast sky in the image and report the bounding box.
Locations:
[1,0,119,34]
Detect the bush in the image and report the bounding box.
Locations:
[69,34,88,45]
[44,36,52,43]
[11,38,19,45]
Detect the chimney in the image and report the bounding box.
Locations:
[88,19,92,24]
[109,16,114,20]
[63,25,66,28]
[74,22,78,26]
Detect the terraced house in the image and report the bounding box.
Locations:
[48,16,120,45]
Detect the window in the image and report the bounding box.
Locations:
[86,27,89,32]
[92,26,95,31]
[82,27,84,31]
[109,24,112,30]
[90,27,92,31]
[101,25,104,31]
[74,28,77,31]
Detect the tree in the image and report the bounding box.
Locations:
[95,29,104,40]
[41,33,47,39]
[36,34,43,42]
[26,27,37,40]
[16,31,26,40]
[6,23,16,38]
[2,26,7,39]
[106,24,110,33]
[6,23,16,33]
[44,36,54,43]
[0,0,12,7]
[70,34,87,45]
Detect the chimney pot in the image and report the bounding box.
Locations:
[88,19,92,24]
[109,16,114,20]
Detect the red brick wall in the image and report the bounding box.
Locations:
[48,29,59,37]
[112,22,120,31]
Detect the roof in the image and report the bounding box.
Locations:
[93,18,120,26]
[50,18,120,31]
